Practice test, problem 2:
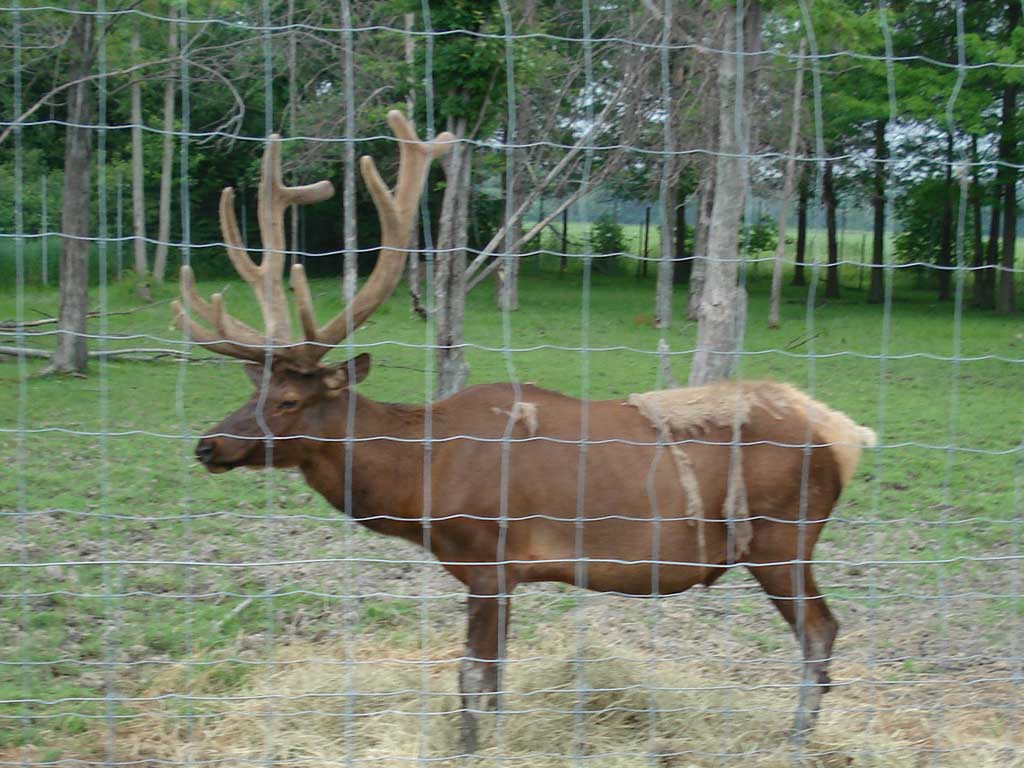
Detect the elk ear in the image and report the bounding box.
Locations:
[323,353,372,394]
[243,363,269,388]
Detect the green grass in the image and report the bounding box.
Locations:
[0,251,1022,756]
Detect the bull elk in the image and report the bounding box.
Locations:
[173,110,877,753]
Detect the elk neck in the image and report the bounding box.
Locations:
[297,391,429,536]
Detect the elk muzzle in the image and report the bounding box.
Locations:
[194,435,246,473]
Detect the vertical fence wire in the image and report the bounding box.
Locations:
[496,0,520,756]
[338,5,358,764]
[11,0,31,759]
[870,1,899,756]
[175,2,196,758]
[794,4,826,761]
[417,1,440,760]
[572,1,595,762]
[933,4,970,761]
[2,4,1024,767]
[256,3,279,762]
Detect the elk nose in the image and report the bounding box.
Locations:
[195,439,215,465]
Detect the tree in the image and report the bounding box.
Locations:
[690,1,756,386]
[494,0,538,313]
[997,1,1020,314]
[653,1,678,329]
[340,0,359,303]
[867,118,887,303]
[768,38,806,328]
[129,16,151,299]
[435,116,473,398]
[414,0,504,398]
[49,7,96,375]
[792,172,809,287]
[687,173,713,319]
[152,2,177,286]
[822,159,840,299]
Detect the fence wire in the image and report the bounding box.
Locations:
[1,1,1023,767]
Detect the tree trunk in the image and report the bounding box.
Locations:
[768,39,805,329]
[970,135,984,305]
[979,196,1001,309]
[687,173,713,320]
[673,197,689,284]
[496,239,521,312]
[868,119,887,303]
[403,11,426,318]
[793,174,808,286]
[152,4,177,285]
[998,55,1019,311]
[655,182,676,328]
[287,0,300,270]
[639,206,651,278]
[690,7,748,386]
[823,159,840,299]
[130,19,150,299]
[496,169,522,312]
[560,208,569,274]
[654,12,678,329]
[496,1,536,312]
[495,152,523,313]
[938,130,954,301]
[341,0,358,302]
[51,9,95,374]
[435,119,471,398]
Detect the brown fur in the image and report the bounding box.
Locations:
[194,370,874,750]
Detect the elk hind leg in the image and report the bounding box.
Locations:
[747,563,838,743]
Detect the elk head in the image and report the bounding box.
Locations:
[173,111,453,472]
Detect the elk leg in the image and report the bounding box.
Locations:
[746,563,838,743]
[459,587,512,754]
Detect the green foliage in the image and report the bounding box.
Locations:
[396,0,505,127]
[741,214,778,254]
[892,177,975,268]
[893,177,946,266]
[590,213,627,257]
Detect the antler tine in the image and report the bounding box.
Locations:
[256,135,334,345]
[171,296,265,363]
[173,135,334,365]
[219,187,260,284]
[291,111,454,367]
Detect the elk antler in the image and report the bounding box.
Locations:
[172,110,454,371]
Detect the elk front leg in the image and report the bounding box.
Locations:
[459,588,511,754]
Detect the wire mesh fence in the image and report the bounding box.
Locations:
[1,1,1022,766]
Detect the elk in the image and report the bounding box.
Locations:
[173,110,877,754]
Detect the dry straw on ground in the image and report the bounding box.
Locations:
[95,617,1020,768]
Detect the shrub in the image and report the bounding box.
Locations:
[590,213,626,257]
[741,214,778,254]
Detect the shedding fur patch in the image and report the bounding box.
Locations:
[628,380,877,492]
[492,401,539,437]
[628,381,877,559]
[628,386,752,558]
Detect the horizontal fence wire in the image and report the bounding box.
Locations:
[2,1,1023,766]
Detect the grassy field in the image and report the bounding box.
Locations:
[7,221,1021,287]
[0,254,1022,765]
